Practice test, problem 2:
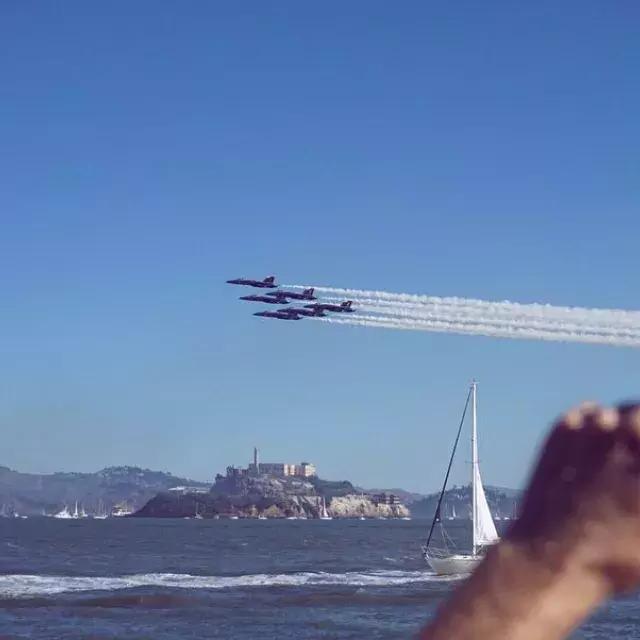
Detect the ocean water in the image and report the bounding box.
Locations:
[0,518,636,639]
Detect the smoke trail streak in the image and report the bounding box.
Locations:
[319,296,640,330]
[314,315,640,348]
[325,298,640,332]
[346,314,640,342]
[285,285,640,327]
[349,303,640,339]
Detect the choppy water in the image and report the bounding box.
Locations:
[0,518,636,638]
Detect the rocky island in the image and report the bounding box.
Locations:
[134,449,410,520]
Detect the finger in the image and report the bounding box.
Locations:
[545,403,599,474]
[565,402,599,430]
[618,404,640,471]
[587,407,620,432]
[509,404,593,538]
[619,404,640,436]
[515,404,597,522]
[579,407,620,479]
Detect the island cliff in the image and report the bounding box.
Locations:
[134,472,410,519]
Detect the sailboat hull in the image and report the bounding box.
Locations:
[425,553,482,576]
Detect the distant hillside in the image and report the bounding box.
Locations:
[0,465,208,516]
[410,485,521,520]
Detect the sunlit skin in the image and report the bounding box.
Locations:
[420,402,640,640]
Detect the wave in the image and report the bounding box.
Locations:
[0,570,458,597]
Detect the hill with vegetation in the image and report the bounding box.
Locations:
[0,465,208,516]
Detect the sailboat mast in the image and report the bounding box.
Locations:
[471,380,478,557]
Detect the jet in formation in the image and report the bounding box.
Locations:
[254,310,302,321]
[254,306,327,321]
[226,275,277,288]
[266,287,316,301]
[239,293,289,304]
[304,300,354,313]
[283,306,326,318]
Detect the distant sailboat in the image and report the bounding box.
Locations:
[319,497,332,520]
[54,505,73,519]
[423,381,499,575]
[69,501,88,519]
[94,500,108,519]
[111,502,133,517]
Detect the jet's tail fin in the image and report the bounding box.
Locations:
[264,276,276,284]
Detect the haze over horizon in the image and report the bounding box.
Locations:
[2,2,639,493]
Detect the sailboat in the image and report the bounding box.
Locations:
[319,496,332,520]
[423,381,499,575]
[53,505,73,519]
[94,500,108,519]
[111,502,134,517]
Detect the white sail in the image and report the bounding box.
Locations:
[320,497,332,519]
[473,465,499,547]
[471,382,499,550]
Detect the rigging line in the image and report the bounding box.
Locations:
[425,386,472,550]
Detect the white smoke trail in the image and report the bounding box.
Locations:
[319,296,640,331]
[348,303,640,340]
[314,315,640,348]
[286,285,640,328]
[282,284,640,346]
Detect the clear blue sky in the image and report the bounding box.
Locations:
[1,1,638,492]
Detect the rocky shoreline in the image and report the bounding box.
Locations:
[133,491,410,519]
[133,473,410,519]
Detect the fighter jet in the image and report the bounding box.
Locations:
[303,300,354,313]
[240,293,289,305]
[254,310,302,321]
[284,306,326,318]
[226,275,277,288]
[266,287,316,301]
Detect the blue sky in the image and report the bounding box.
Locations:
[1,1,638,492]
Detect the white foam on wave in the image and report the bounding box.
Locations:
[0,570,457,597]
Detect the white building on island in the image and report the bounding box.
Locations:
[247,447,316,478]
